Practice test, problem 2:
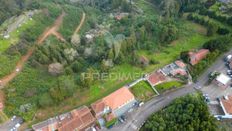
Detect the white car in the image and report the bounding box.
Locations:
[139,102,144,107]
[226,55,232,61]
[15,123,20,128]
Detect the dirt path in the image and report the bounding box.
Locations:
[0,12,66,88]
[74,12,86,34]
[37,12,66,44]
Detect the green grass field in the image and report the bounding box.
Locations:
[0,18,35,52]
[156,81,184,93]
[139,33,211,73]
[130,80,155,101]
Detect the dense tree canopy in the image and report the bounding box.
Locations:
[0,0,39,24]
[141,94,218,131]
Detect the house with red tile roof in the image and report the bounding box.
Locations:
[220,95,232,116]
[102,87,137,117]
[161,60,188,77]
[171,68,187,76]
[32,106,96,131]
[58,106,96,131]
[146,71,166,86]
[175,60,186,69]
[91,100,110,118]
[91,87,136,118]
[189,49,209,65]
[215,95,232,119]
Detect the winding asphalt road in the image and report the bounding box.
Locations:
[110,85,196,131]
[109,49,232,131]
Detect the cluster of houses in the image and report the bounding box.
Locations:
[32,48,210,131]
[32,87,137,131]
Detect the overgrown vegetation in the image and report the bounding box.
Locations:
[130,81,155,101]
[141,93,218,131]
[0,0,40,24]
[156,81,184,92]
[0,0,230,125]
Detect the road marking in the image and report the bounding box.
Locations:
[131,123,137,130]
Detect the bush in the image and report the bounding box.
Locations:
[105,118,117,128]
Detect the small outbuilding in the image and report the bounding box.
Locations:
[214,73,231,88]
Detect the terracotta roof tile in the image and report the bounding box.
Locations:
[147,71,166,86]
[189,49,209,65]
[221,96,232,114]
[103,87,135,110]
[175,60,186,68]
[91,100,106,117]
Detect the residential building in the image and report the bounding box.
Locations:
[189,49,209,65]
[146,71,166,86]
[58,106,96,131]
[175,60,186,69]
[102,87,137,117]
[91,100,110,118]
[32,106,96,131]
[161,60,187,77]
[220,96,232,116]
[214,73,231,88]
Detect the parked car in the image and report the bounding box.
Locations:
[225,55,232,62]
[139,102,144,107]
[11,116,16,121]
[15,123,20,128]
[227,70,232,73]
[118,116,125,123]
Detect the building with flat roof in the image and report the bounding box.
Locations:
[214,73,231,88]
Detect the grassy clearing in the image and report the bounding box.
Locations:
[156,81,184,92]
[136,0,160,15]
[0,55,20,78]
[140,33,211,73]
[0,18,35,52]
[130,80,155,101]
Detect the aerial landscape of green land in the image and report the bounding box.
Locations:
[0,0,232,130]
